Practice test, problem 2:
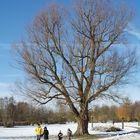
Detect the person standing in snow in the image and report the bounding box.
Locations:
[42,126,49,140]
[35,123,43,140]
[67,128,72,140]
[58,130,63,140]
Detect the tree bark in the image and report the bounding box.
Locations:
[75,109,89,135]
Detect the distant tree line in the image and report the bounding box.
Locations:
[1,96,140,127]
[91,98,140,124]
[0,97,75,127]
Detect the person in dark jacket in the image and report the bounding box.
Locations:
[42,126,49,140]
[58,130,63,140]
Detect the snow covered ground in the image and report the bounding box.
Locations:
[99,133,140,140]
[0,122,140,140]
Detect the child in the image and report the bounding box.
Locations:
[58,130,63,140]
[67,128,72,140]
[42,126,49,140]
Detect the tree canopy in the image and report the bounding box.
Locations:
[15,0,136,135]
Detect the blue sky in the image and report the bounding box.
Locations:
[0,0,140,101]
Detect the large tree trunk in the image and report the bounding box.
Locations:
[75,108,89,135]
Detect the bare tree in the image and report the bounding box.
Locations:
[0,97,16,127]
[15,0,136,135]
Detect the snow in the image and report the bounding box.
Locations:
[99,133,140,140]
[0,122,140,140]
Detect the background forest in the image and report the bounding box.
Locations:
[0,97,140,127]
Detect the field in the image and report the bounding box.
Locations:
[0,122,140,140]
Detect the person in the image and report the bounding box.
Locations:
[42,126,49,140]
[35,123,43,140]
[58,130,63,140]
[67,128,72,140]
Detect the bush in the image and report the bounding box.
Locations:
[4,121,14,127]
[106,126,122,132]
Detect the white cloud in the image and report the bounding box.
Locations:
[126,24,140,40]
[127,30,140,40]
[0,83,11,88]
[0,43,11,50]
[0,74,22,78]
[0,82,14,97]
